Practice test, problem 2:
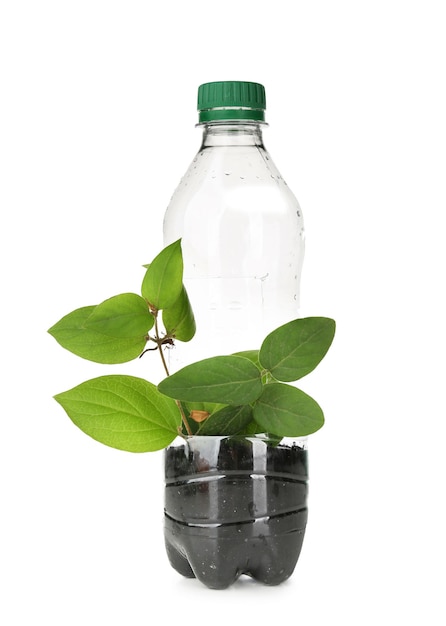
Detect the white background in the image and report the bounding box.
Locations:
[1,1,445,623]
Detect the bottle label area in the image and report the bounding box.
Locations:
[168,275,300,369]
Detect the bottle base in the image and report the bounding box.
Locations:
[164,510,307,590]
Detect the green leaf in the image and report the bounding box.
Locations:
[259,317,336,382]
[54,375,181,452]
[84,293,153,338]
[198,405,253,436]
[48,306,147,364]
[233,350,261,369]
[180,401,226,434]
[182,401,226,417]
[239,420,262,436]
[233,350,277,384]
[162,285,196,342]
[158,355,263,405]
[253,383,324,437]
[141,239,183,309]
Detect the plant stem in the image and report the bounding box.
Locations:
[154,314,192,436]
[155,321,170,378]
[176,401,192,436]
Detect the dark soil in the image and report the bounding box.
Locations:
[164,436,308,589]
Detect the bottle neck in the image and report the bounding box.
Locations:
[200,122,266,148]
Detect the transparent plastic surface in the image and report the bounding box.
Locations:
[164,435,308,589]
[163,122,305,367]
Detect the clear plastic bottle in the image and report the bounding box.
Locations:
[163,81,304,366]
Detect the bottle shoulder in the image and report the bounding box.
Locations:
[165,144,302,217]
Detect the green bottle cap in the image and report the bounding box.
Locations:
[197,81,266,123]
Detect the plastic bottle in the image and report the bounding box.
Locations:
[163,81,304,366]
[164,434,308,589]
[162,82,308,589]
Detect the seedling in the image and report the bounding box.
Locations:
[48,240,335,451]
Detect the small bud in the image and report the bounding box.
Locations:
[190,410,210,423]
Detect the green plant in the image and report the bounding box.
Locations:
[48,240,335,452]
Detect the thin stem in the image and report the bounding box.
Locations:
[175,401,192,436]
[156,332,170,379]
[153,314,192,436]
